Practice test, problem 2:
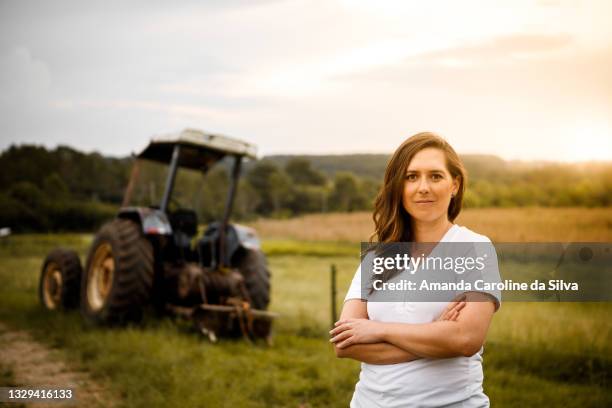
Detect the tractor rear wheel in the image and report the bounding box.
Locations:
[234,248,270,310]
[81,219,154,325]
[39,248,82,310]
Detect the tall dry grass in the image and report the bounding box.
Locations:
[247,207,612,242]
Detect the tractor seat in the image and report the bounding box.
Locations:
[169,209,198,246]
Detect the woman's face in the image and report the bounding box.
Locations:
[402,147,459,224]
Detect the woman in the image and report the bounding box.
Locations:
[330,132,501,407]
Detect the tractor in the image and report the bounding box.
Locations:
[38,129,276,342]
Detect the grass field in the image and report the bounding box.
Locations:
[0,207,610,407]
[249,207,612,242]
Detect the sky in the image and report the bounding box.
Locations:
[0,0,610,162]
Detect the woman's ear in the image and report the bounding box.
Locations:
[452,177,460,196]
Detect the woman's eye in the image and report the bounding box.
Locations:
[431,174,442,181]
[405,174,417,181]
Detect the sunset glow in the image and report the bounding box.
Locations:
[0,1,610,162]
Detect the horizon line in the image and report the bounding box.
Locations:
[1,141,610,165]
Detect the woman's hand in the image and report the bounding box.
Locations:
[436,298,466,322]
[329,318,385,349]
[330,298,467,349]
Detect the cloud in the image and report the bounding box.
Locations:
[0,46,50,104]
[411,33,574,67]
[51,98,248,122]
[0,47,53,146]
[224,33,576,99]
[0,1,610,161]
[538,0,561,6]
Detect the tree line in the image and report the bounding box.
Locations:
[0,144,610,232]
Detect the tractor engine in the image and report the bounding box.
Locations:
[165,262,247,305]
[163,262,272,342]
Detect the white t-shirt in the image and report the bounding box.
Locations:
[344,224,501,408]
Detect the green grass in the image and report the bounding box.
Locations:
[0,234,610,407]
[262,239,359,258]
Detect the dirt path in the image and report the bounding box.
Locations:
[0,322,117,408]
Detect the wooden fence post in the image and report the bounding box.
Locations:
[330,264,337,329]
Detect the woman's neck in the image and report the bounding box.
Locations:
[411,217,453,242]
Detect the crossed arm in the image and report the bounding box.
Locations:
[330,292,496,364]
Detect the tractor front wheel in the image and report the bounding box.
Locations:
[81,219,154,325]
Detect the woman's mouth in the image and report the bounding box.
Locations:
[415,200,435,205]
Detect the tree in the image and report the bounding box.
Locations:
[285,158,326,186]
[43,173,70,200]
[246,161,292,215]
[287,185,329,214]
[196,167,229,222]
[329,172,368,212]
[234,179,261,220]
[269,172,292,214]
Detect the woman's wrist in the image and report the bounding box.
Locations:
[377,321,391,343]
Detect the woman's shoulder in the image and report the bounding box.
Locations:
[447,224,492,243]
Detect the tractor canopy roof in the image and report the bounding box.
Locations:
[137,128,258,171]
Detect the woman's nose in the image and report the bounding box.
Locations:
[417,176,430,193]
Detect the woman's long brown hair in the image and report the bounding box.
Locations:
[370,132,467,243]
